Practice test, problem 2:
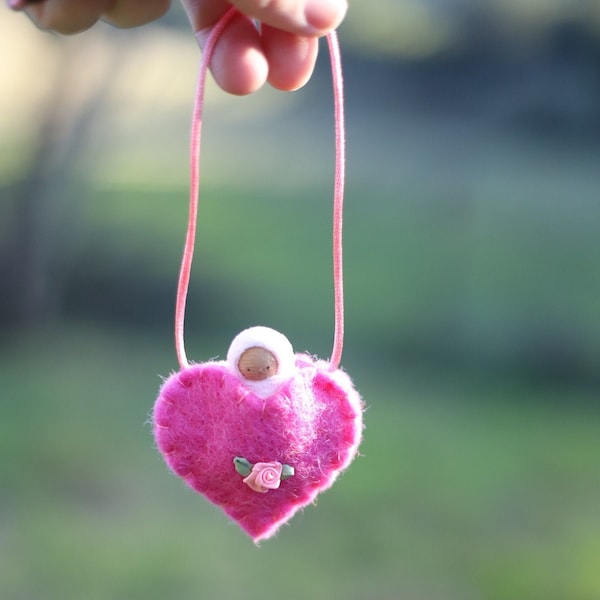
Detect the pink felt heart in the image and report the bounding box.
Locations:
[153,326,363,542]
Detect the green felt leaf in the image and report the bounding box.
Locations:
[233,457,252,477]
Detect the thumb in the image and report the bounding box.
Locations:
[182,0,347,37]
[229,0,347,36]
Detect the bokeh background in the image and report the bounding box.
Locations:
[1,2,599,599]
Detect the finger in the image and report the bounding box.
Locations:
[196,11,268,96]
[182,0,347,37]
[23,0,112,34]
[229,0,347,37]
[180,0,230,31]
[261,25,318,91]
[103,0,171,28]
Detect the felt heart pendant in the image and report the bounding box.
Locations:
[154,326,363,542]
[152,8,363,542]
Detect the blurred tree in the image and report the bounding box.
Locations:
[0,34,120,330]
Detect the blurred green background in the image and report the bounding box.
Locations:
[1,2,599,599]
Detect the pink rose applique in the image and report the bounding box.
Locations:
[243,462,283,493]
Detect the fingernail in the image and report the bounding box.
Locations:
[304,0,347,35]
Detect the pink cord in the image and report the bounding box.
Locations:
[326,32,346,372]
[175,8,346,371]
[174,6,237,369]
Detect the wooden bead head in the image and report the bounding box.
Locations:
[237,347,278,381]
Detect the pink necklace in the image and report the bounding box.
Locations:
[153,7,363,543]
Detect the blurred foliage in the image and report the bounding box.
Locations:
[1,3,599,600]
[343,0,600,58]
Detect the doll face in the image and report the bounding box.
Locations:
[226,326,296,398]
[237,347,279,381]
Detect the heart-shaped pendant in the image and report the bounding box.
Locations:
[153,326,363,542]
[153,13,360,543]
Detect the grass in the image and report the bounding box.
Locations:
[0,323,599,600]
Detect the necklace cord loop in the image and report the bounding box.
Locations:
[175,7,346,372]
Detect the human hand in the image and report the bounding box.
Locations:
[182,0,348,94]
[7,0,171,33]
[7,0,347,95]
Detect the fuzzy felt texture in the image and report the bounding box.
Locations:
[153,327,363,543]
